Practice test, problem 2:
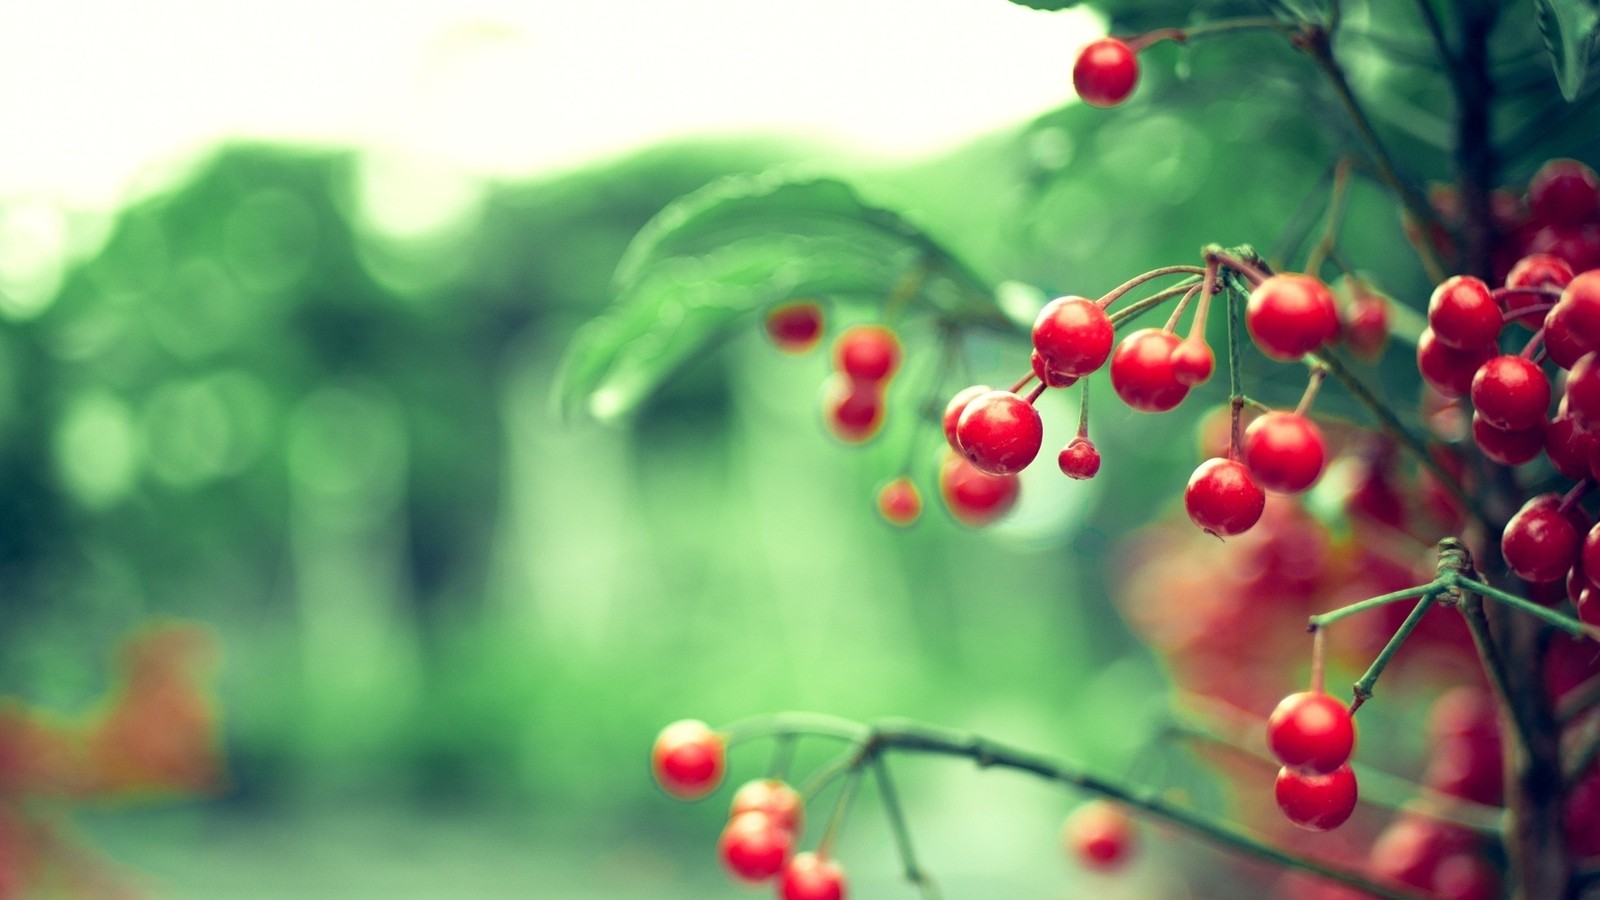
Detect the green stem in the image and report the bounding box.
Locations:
[722,711,868,748]
[817,766,863,858]
[1453,575,1600,640]
[1107,278,1203,326]
[1097,266,1207,310]
[1458,591,1536,759]
[1308,582,1440,629]
[872,757,940,900]
[1350,590,1439,711]
[1557,672,1600,724]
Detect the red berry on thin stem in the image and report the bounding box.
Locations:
[1267,692,1356,775]
[1274,764,1358,831]
[956,390,1044,476]
[833,325,901,384]
[1062,800,1136,871]
[1416,328,1496,399]
[1246,274,1340,361]
[876,477,922,527]
[1170,338,1215,387]
[939,453,1020,527]
[1470,355,1549,430]
[942,385,993,451]
[766,301,825,353]
[822,376,884,444]
[719,810,794,882]
[1471,413,1546,466]
[1428,276,1503,350]
[1243,412,1326,494]
[1342,283,1390,359]
[1529,158,1600,227]
[651,719,726,800]
[1072,38,1139,108]
[1033,295,1114,377]
[1058,437,1101,480]
[779,852,846,900]
[1110,328,1189,412]
[1184,457,1266,537]
[1502,493,1581,583]
[730,779,805,835]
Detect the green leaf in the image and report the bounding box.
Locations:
[555,170,1006,423]
[1536,0,1600,101]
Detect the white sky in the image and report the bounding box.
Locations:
[0,0,1099,206]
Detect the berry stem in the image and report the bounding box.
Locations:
[1096,266,1207,310]
[1225,265,1245,460]
[1559,480,1593,516]
[872,757,941,900]
[1025,383,1048,405]
[1009,371,1036,393]
[1106,278,1204,326]
[1521,325,1547,360]
[1205,249,1271,287]
[721,711,869,748]
[817,765,863,859]
[1307,582,1440,629]
[1349,589,1441,713]
[769,733,797,780]
[1304,157,1353,278]
[1556,673,1600,725]
[1310,626,1327,695]
[1294,364,1329,417]
[1076,378,1091,438]
[1174,16,1303,42]
[883,258,930,326]
[1163,284,1204,332]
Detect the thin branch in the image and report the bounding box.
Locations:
[873,757,940,900]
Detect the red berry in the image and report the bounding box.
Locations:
[1502,493,1581,583]
[1428,276,1502,350]
[1170,339,1215,386]
[956,391,1044,476]
[939,453,1020,527]
[651,719,726,800]
[1416,328,1496,399]
[1032,295,1113,377]
[779,852,846,900]
[1544,299,1594,369]
[823,376,884,444]
[1267,692,1356,775]
[730,779,805,835]
[1061,800,1135,871]
[766,302,824,353]
[1184,457,1266,537]
[1567,352,1600,427]
[942,385,992,451]
[833,325,900,384]
[1072,38,1139,108]
[1243,412,1327,494]
[1368,814,1470,890]
[1555,270,1600,357]
[1469,355,1549,430]
[1470,413,1546,466]
[1503,254,1572,329]
[1525,222,1600,272]
[719,810,795,882]
[1274,764,1358,831]
[1581,523,1600,591]
[1246,274,1340,361]
[876,477,922,527]
[1110,328,1189,412]
[1031,350,1079,389]
[1058,437,1101,480]
[1342,283,1390,359]
[1529,158,1600,227]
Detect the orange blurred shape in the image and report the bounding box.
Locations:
[84,623,223,797]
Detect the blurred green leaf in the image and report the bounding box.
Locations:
[556,170,1006,423]
[1536,0,1600,101]
[1006,0,1079,9]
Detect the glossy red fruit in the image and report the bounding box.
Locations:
[1184,458,1266,537]
[876,478,922,527]
[766,302,824,353]
[1529,158,1600,226]
[1502,493,1581,583]
[1555,270,1600,356]
[1072,38,1139,108]
[1275,764,1358,831]
[1110,328,1189,412]
[942,385,993,450]
[1033,295,1114,376]
[1566,352,1600,427]
[1544,299,1594,369]
[1342,287,1390,359]
[1170,339,1215,386]
[719,810,795,882]
[833,325,901,384]
[1267,692,1355,775]
[1246,274,1340,361]
[1503,254,1573,329]
[1471,413,1546,466]
[779,852,846,900]
[1469,355,1549,430]
[731,779,805,835]
[956,391,1044,475]
[1062,800,1135,871]
[1031,350,1078,388]
[652,719,726,800]
[823,376,884,444]
[939,453,1020,527]
[1428,276,1502,350]
[1416,328,1496,399]
[1058,437,1101,480]
[1243,412,1326,494]
[1523,223,1600,272]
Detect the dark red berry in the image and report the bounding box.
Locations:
[1246,274,1340,361]
[766,302,824,353]
[1275,764,1358,831]
[1548,413,1598,479]
[956,390,1044,476]
[1469,355,1549,430]
[719,810,794,882]
[1184,457,1266,537]
[779,852,845,900]
[1110,328,1189,412]
[730,779,804,835]
[942,385,992,451]
[1525,223,1600,272]
[1555,271,1600,357]
[1529,158,1600,227]
[1581,523,1600,592]
[876,477,922,527]
[1567,352,1600,427]
[1062,800,1135,871]
[1243,412,1327,494]
[1342,286,1390,359]
[939,453,1020,527]
[1072,38,1139,108]
[1503,253,1573,330]
[1502,493,1581,583]
[1031,350,1079,389]
[1267,692,1355,775]
[652,719,726,800]
[1416,328,1496,399]
[1471,413,1546,466]
[1428,276,1502,350]
[1544,299,1594,369]
[833,325,900,384]
[1058,437,1101,480]
[1170,339,1215,386]
[823,376,884,444]
[1033,295,1114,376]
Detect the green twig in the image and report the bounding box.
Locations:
[873,757,940,900]
[1309,582,1440,629]
[1454,576,1600,641]
[1350,590,1439,712]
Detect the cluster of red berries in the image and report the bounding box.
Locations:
[651,721,848,899]
[1266,691,1357,831]
[1422,158,1600,280]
